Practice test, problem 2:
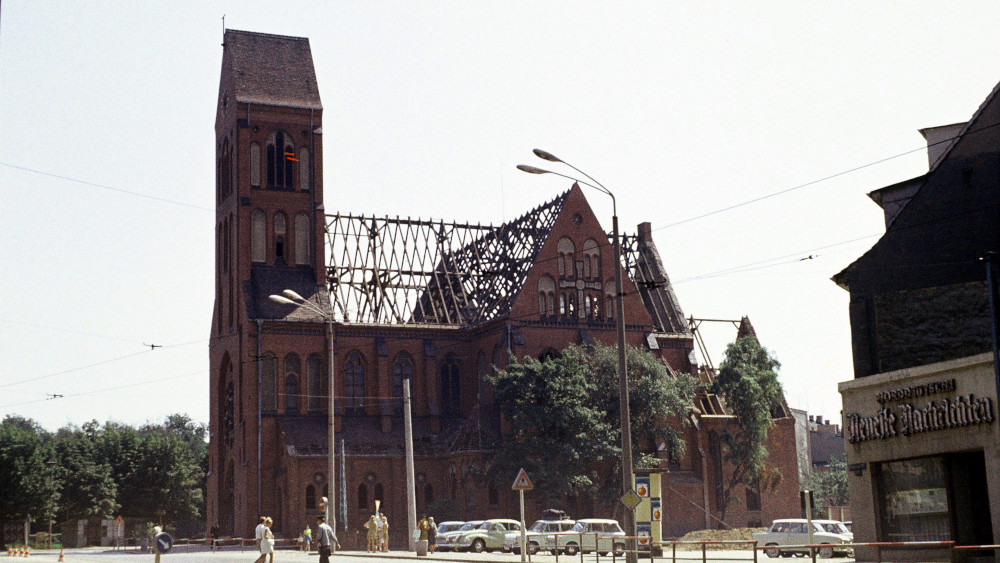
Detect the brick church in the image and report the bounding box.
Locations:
[208,29,800,546]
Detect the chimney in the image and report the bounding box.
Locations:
[919,123,966,170]
[816,415,823,425]
[809,415,814,423]
[637,222,653,242]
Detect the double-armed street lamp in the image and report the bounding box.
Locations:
[518,149,637,563]
[268,289,338,532]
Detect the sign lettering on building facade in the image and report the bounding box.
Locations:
[846,378,995,444]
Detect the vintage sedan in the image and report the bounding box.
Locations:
[502,519,576,554]
[452,519,522,553]
[752,519,853,558]
[434,520,481,552]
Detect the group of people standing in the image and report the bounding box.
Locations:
[364,513,390,552]
[417,515,438,552]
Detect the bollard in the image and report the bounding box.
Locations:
[701,542,706,563]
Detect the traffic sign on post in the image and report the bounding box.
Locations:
[511,468,534,491]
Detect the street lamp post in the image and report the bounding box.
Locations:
[518,150,636,563]
[269,290,338,534]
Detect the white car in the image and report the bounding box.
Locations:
[752,519,853,558]
[547,518,626,556]
[502,519,576,554]
[435,520,482,552]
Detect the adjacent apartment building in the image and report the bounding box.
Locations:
[835,80,1000,561]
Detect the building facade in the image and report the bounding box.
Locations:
[835,80,1000,560]
[208,29,800,547]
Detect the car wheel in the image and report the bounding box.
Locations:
[613,543,625,557]
[565,543,579,556]
[793,553,805,558]
[765,544,780,558]
[471,539,486,553]
[818,545,834,559]
[528,542,539,555]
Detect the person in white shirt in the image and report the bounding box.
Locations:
[254,516,269,563]
[315,516,339,563]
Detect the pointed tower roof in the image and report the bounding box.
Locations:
[221,29,322,109]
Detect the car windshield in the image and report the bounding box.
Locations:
[438,524,460,534]
[458,522,479,532]
[530,521,547,532]
[570,522,586,533]
[477,522,492,530]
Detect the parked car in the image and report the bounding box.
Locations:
[451,519,521,553]
[752,519,853,558]
[415,520,463,545]
[502,519,577,554]
[435,520,480,552]
[547,518,626,556]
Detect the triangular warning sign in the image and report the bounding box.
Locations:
[511,468,534,491]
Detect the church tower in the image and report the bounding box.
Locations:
[208,30,330,536]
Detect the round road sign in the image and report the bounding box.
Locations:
[154,532,173,554]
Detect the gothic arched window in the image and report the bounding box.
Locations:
[537,275,555,317]
[306,485,316,510]
[557,237,575,278]
[274,212,287,262]
[357,483,368,511]
[344,351,366,413]
[582,239,600,280]
[250,142,261,188]
[298,147,310,192]
[266,131,294,189]
[440,355,461,416]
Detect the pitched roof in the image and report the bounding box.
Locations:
[833,77,1000,295]
[222,29,322,110]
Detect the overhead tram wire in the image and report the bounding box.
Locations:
[653,120,1000,231]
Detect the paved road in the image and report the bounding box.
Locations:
[4,547,854,563]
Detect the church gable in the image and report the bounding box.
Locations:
[509,184,654,328]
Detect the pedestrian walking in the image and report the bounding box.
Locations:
[210,522,220,551]
[365,514,378,552]
[427,517,437,553]
[264,517,276,563]
[303,524,312,552]
[254,517,269,563]
[315,516,340,563]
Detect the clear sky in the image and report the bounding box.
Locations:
[3,1,999,432]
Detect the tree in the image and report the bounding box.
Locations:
[711,336,785,522]
[487,343,697,507]
[487,350,617,502]
[0,417,60,548]
[52,425,118,521]
[806,458,849,508]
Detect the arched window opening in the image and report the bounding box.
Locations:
[374,483,384,507]
[261,353,277,412]
[307,354,322,411]
[583,239,600,280]
[306,485,316,510]
[605,280,617,321]
[285,375,299,413]
[250,142,261,188]
[344,352,366,413]
[557,238,575,278]
[274,213,287,262]
[559,294,567,317]
[294,213,310,266]
[440,355,461,416]
[392,353,413,416]
[424,484,434,505]
[251,210,266,263]
[266,131,295,189]
[538,275,555,317]
[357,484,368,511]
[584,295,593,318]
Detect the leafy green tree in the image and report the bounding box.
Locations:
[487,343,696,507]
[0,416,60,547]
[806,458,849,508]
[487,350,617,502]
[52,424,118,521]
[711,336,785,521]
